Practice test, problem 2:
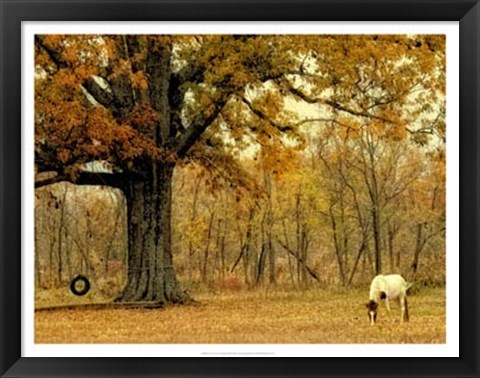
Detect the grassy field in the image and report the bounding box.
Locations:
[35,286,445,344]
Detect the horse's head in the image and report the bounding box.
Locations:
[366,300,378,326]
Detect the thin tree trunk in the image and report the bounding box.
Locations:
[104,201,122,275]
[57,193,66,285]
[219,216,226,281]
[202,210,215,283]
[213,218,222,280]
[300,227,309,285]
[243,208,255,285]
[35,217,41,287]
[411,223,425,275]
[295,191,303,284]
[347,240,366,286]
[187,180,201,281]
[283,220,295,285]
[372,206,382,274]
[329,204,346,285]
[396,245,401,270]
[256,229,267,285]
[387,225,395,273]
[261,168,276,285]
[268,235,275,285]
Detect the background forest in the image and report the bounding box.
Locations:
[36,91,445,296]
[35,132,445,296]
[34,34,446,343]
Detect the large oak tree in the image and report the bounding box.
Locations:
[34,35,444,302]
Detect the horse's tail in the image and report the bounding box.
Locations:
[404,297,409,322]
[406,282,414,295]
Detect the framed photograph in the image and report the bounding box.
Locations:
[1,0,478,377]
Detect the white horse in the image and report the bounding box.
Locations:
[366,274,410,325]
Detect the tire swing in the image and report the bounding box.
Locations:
[70,275,91,296]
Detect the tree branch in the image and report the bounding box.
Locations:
[35,170,125,190]
[82,77,113,109]
[287,84,396,124]
[274,237,321,283]
[168,63,206,137]
[35,35,67,70]
[173,96,229,157]
[172,63,205,88]
[240,96,293,132]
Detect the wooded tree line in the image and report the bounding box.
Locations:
[171,142,445,288]
[35,131,445,293]
[35,184,127,296]
[34,34,445,302]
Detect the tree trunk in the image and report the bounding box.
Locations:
[187,180,201,281]
[35,218,42,287]
[57,191,67,285]
[387,226,395,273]
[116,163,187,303]
[372,206,382,275]
[300,227,309,285]
[282,220,296,285]
[256,240,267,284]
[202,210,215,283]
[267,235,275,285]
[411,222,425,275]
[347,240,366,286]
[219,218,226,281]
[329,204,346,285]
[263,168,276,285]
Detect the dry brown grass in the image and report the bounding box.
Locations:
[35,286,445,344]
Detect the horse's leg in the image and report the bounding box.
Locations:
[385,298,393,322]
[403,297,409,322]
[400,295,407,323]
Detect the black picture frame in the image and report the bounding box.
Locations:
[1,1,478,377]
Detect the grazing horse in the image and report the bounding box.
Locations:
[366,274,410,325]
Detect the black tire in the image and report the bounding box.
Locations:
[70,275,91,296]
